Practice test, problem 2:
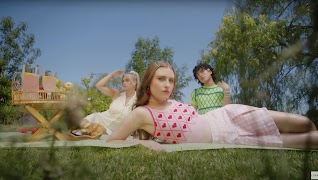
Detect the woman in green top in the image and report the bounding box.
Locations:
[190,63,231,114]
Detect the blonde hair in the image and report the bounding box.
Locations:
[122,71,140,91]
[133,60,176,140]
[129,71,140,91]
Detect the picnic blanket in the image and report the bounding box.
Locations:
[0,132,313,152]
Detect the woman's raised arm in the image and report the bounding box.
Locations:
[95,70,124,100]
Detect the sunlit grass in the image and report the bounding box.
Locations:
[0,124,317,179]
[0,145,317,179]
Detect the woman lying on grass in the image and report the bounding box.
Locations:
[71,70,140,137]
[106,60,318,151]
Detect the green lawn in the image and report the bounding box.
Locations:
[0,145,317,180]
[0,125,317,179]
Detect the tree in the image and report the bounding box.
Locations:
[200,0,318,124]
[0,16,41,79]
[0,16,41,124]
[80,73,112,115]
[125,36,192,101]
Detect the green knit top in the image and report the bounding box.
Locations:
[190,85,224,115]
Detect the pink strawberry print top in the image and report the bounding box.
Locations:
[144,100,212,144]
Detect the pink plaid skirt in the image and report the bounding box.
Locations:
[202,104,283,147]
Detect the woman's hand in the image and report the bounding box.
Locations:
[107,139,166,152]
[217,80,230,91]
[111,70,124,78]
[218,80,231,105]
[137,140,166,151]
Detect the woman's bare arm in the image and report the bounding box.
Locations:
[106,107,165,151]
[107,108,145,141]
[217,81,231,105]
[95,70,123,100]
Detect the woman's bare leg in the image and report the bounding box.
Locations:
[73,119,107,135]
[269,110,317,133]
[281,132,318,149]
[79,119,91,128]
[87,123,107,135]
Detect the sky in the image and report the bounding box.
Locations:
[1,0,232,103]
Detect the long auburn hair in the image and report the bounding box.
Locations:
[133,60,176,140]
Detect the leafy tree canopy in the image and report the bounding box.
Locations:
[200,0,318,124]
[0,16,41,124]
[0,16,41,78]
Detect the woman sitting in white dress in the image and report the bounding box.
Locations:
[72,69,140,136]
